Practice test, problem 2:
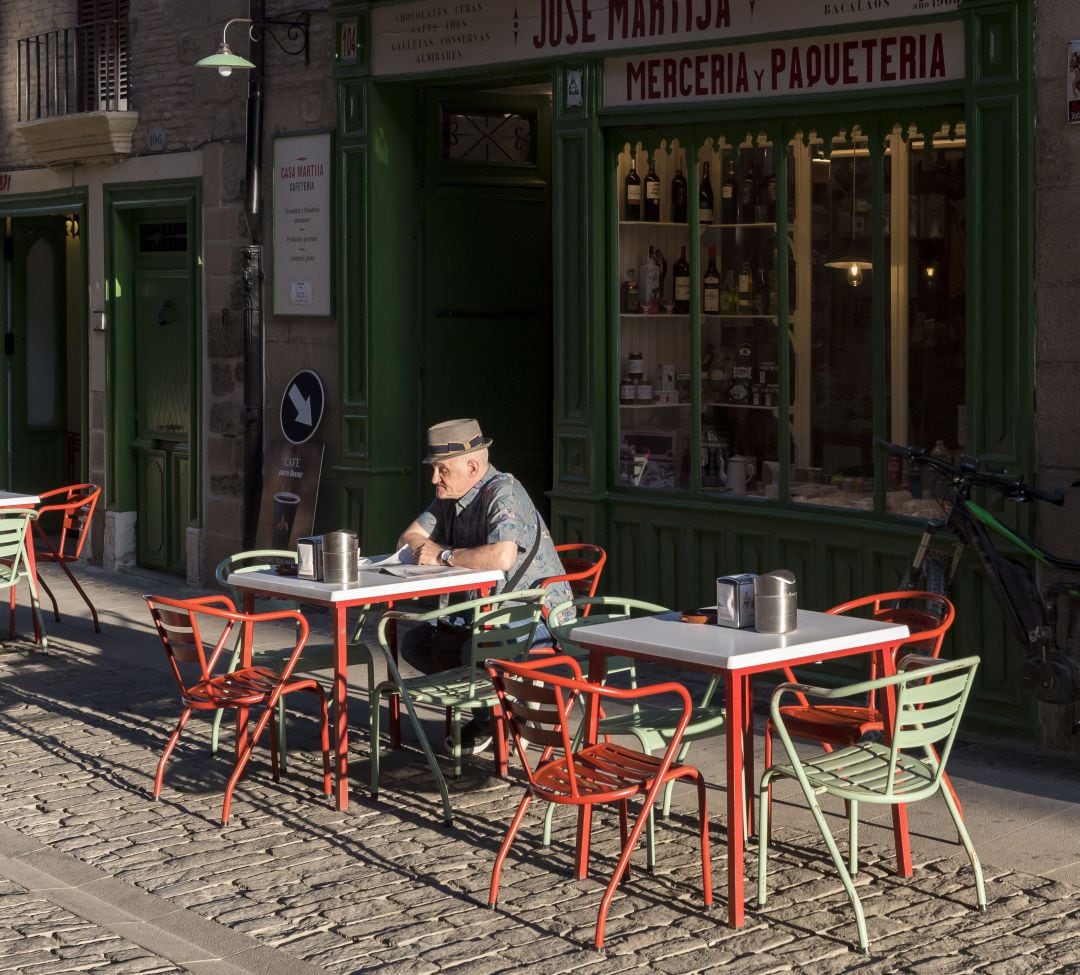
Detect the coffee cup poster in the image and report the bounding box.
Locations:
[257,440,325,550]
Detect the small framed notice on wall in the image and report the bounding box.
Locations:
[273,131,333,316]
[1070,40,1080,122]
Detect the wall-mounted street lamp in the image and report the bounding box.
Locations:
[195,13,311,77]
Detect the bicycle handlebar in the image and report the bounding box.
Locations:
[873,437,1064,506]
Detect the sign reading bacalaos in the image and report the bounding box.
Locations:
[604,21,964,107]
[371,0,962,78]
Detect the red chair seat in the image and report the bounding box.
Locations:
[772,704,883,745]
[532,740,667,803]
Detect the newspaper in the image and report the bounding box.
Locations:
[358,545,472,579]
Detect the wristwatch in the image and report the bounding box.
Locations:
[439,547,454,566]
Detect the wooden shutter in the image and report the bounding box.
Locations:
[77,0,129,111]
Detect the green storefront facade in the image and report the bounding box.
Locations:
[331,0,1042,737]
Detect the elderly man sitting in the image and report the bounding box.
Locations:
[397,418,571,754]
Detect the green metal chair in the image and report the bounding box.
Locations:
[541,596,727,869]
[1,509,48,650]
[758,654,985,954]
[214,549,376,770]
[371,589,547,824]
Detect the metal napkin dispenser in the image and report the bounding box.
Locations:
[716,573,757,629]
[754,570,798,634]
[296,536,323,580]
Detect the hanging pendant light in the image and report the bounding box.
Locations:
[825,153,873,287]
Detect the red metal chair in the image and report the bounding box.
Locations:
[145,593,331,824]
[32,483,101,632]
[539,544,606,621]
[486,654,712,950]
[763,590,959,818]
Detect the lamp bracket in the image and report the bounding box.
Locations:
[224,12,311,64]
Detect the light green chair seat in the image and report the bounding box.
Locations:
[758,654,985,955]
[371,589,547,824]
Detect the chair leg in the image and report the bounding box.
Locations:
[940,781,985,911]
[154,709,193,798]
[489,792,532,908]
[36,571,60,622]
[316,688,332,797]
[8,587,15,639]
[268,711,281,781]
[276,698,288,775]
[223,703,277,825]
[575,804,593,880]
[370,686,387,799]
[617,800,631,883]
[451,711,463,780]
[211,641,245,757]
[804,789,870,953]
[757,771,773,908]
[493,702,509,778]
[694,772,713,907]
[55,558,100,632]
[26,577,48,650]
[848,799,859,875]
[542,800,557,847]
[763,721,775,840]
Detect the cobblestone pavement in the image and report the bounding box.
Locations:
[0,567,1077,974]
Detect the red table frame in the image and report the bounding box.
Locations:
[232,572,499,811]
[578,629,910,929]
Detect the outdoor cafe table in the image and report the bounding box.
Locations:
[569,608,910,929]
[0,492,44,647]
[226,566,504,811]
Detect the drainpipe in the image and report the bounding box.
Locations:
[241,0,266,548]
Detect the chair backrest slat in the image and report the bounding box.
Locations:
[0,510,35,579]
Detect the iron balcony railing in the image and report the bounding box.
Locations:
[17,18,129,122]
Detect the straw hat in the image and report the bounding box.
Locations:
[423,418,493,463]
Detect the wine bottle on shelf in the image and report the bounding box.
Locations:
[673,246,690,314]
[702,245,721,314]
[643,153,661,221]
[624,156,641,221]
[762,146,777,222]
[623,267,640,313]
[720,270,736,313]
[639,246,661,314]
[721,157,737,223]
[671,151,688,223]
[738,154,756,223]
[698,160,714,225]
[737,260,753,312]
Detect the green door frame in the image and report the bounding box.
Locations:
[103,180,202,528]
[0,191,89,492]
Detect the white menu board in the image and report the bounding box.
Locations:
[273,132,332,317]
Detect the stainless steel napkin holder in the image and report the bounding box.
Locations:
[716,573,757,628]
[754,570,797,634]
[296,536,323,580]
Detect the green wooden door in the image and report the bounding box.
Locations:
[422,91,553,513]
[131,213,191,573]
[10,217,67,494]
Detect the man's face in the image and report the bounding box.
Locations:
[430,455,478,500]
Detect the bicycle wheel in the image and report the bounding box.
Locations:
[900,548,950,596]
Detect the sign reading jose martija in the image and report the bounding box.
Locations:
[273,132,332,317]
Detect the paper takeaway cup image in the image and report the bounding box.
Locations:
[271,492,302,548]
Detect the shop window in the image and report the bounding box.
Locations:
[441,109,535,164]
[610,114,966,517]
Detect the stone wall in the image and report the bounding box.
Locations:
[1034,0,1080,748]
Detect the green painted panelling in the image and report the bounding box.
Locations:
[343,413,367,458]
[338,79,366,139]
[973,8,1018,84]
[970,98,1021,461]
[558,433,589,484]
[340,146,367,406]
[554,128,591,427]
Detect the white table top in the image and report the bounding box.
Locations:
[569,609,909,672]
[226,566,504,603]
[0,492,39,507]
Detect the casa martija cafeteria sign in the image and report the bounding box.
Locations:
[371,0,964,91]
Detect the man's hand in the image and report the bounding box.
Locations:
[411,539,445,566]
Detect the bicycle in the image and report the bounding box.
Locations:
[875,438,1080,711]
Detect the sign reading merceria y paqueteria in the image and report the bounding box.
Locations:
[370,0,962,78]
